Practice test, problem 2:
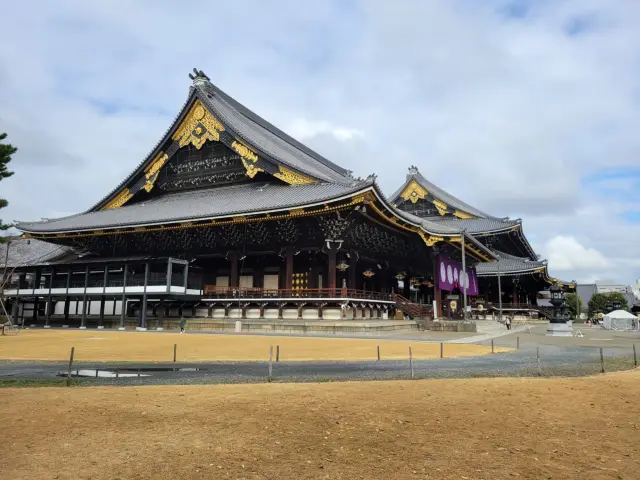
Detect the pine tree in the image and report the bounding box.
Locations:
[0,132,17,240]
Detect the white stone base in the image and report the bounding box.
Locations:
[97,326,104,329]
[135,327,147,331]
[79,326,87,330]
[156,327,164,331]
[546,322,573,337]
[44,325,51,329]
[62,325,69,328]
[118,327,126,331]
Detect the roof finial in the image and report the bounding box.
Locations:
[188,68,210,86]
[408,165,419,175]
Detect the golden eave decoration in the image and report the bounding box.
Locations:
[172,100,225,149]
[104,188,133,210]
[274,165,315,185]
[418,232,444,247]
[143,152,169,193]
[362,269,375,278]
[231,140,264,178]
[400,180,428,204]
[432,199,448,216]
[453,210,473,219]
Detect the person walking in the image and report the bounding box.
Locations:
[505,315,511,330]
[179,316,186,334]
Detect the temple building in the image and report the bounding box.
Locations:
[390,167,575,317]
[0,69,570,328]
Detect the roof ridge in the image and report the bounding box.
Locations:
[389,166,497,219]
[201,82,350,178]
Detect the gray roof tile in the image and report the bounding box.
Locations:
[426,216,520,234]
[16,182,370,233]
[200,84,352,184]
[476,250,547,276]
[390,168,494,218]
[0,239,72,268]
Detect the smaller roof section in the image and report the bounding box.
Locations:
[426,216,520,234]
[0,238,72,268]
[389,166,495,219]
[476,250,547,276]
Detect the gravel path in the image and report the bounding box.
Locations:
[1,344,636,386]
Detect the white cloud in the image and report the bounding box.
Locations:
[0,0,639,283]
[543,236,610,271]
[287,118,364,142]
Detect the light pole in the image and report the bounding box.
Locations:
[461,230,467,321]
[496,254,503,324]
[572,280,579,321]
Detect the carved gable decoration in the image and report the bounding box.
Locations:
[400,180,428,204]
[172,100,225,149]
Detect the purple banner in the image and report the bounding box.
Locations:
[437,255,479,296]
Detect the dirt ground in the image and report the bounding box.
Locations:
[0,329,508,362]
[2,371,639,480]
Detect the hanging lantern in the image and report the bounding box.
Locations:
[410,278,421,286]
[422,280,433,288]
[336,261,349,271]
[395,272,406,280]
[363,269,375,278]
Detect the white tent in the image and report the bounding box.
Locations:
[603,310,639,331]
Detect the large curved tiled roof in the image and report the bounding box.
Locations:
[16,182,369,234]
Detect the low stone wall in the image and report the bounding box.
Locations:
[27,315,418,335]
[424,320,477,333]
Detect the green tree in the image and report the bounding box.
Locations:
[565,292,583,319]
[587,292,629,317]
[0,132,17,240]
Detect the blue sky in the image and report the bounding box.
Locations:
[0,0,639,284]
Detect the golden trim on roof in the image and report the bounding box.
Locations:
[143,152,169,193]
[433,199,448,216]
[104,188,133,210]
[453,210,473,219]
[273,165,316,185]
[230,140,263,178]
[418,232,444,247]
[172,100,225,149]
[400,180,428,204]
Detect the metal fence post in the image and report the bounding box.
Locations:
[600,347,605,374]
[633,344,637,367]
[409,346,414,380]
[66,347,75,387]
[268,345,273,382]
[536,347,541,377]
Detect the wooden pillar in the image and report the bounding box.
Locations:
[432,255,442,318]
[63,298,70,322]
[327,245,338,294]
[80,265,89,328]
[229,252,239,289]
[119,264,128,330]
[348,253,357,290]
[512,280,518,306]
[99,299,105,327]
[11,301,19,324]
[64,267,71,322]
[45,267,55,328]
[141,262,149,329]
[32,298,39,324]
[158,298,165,329]
[285,247,294,290]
